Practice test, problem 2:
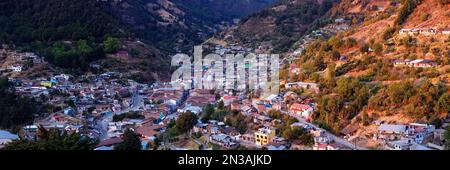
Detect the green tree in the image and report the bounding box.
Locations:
[323,63,336,89]
[373,43,383,55]
[360,43,370,53]
[4,127,98,150]
[217,100,225,110]
[436,93,450,113]
[382,26,395,40]
[115,129,141,150]
[77,40,93,55]
[201,104,215,122]
[176,111,198,134]
[268,110,282,119]
[104,36,120,53]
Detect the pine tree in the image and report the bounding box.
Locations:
[115,129,142,150]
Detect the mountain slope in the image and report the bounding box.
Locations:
[0,0,277,80]
[285,0,449,146]
[101,0,277,53]
[0,0,126,44]
[214,0,338,52]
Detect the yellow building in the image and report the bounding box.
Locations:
[254,127,276,146]
[40,81,52,88]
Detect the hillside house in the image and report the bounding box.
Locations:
[289,103,314,121]
[378,124,407,135]
[254,126,276,146]
[116,51,129,58]
[313,143,340,150]
[209,134,238,149]
[399,28,437,36]
[439,28,450,35]
[222,95,238,106]
[387,139,414,150]
[8,64,23,72]
[266,142,288,150]
[393,59,437,68]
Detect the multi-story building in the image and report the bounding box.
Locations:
[254,126,276,146]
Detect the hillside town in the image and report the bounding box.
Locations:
[1,48,447,150]
[1,0,449,151]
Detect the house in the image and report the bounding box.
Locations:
[209,134,238,149]
[378,124,407,134]
[285,82,319,91]
[266,142,288,150]
[178,105,202,115]
[387,139,414,150]
[95,104,111,113]
[116,51,129,58]
[440,28,450,35]
[399,28,437,36]
[222,95,238,106]
[63,107,75,116]
[289,103,314,121]
[185,95,215,108]
[314,136,332,144]
[254,126,276,146]
[253,115,272,125]
[255,104,266,114]
[0,130,19,148]
[283,91,298,102]
[97,136,123,148]
[409,59,437,68]
[393,59,412,67]
[313,143,328,150]
[239,133,255,143]
[263,94,280,105]
[394,58,437,68]
[326,143,340,150]
[230,102,241,111]
[8,64,23,72]
[407,123,435,144]
[193,123,208,134]
[134,125,161,139]
[290,64,301,74]
[339,124,359,138]
[220,126,240,136]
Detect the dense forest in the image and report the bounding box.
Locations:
[0,0,125,44]
[227,0,338,52]
[0,0,127,71]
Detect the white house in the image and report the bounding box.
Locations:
[289,103,314,121]
[388,139,414,150]
[378,124,407,134]
[178,105,202,115]
[9,64,23,72]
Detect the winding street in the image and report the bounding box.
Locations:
[280,110,368,150]
[96,87,144,140]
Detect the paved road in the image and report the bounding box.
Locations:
[280,110,368,150]
[116,87,144,115]
[96,87,144,140]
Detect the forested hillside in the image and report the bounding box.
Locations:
[217,0,338,52]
